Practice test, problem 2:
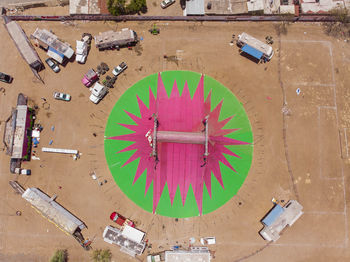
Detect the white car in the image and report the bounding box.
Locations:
[45,58,60,73]
[89,82,108,104]
[53,92,71,101]
[112,62,127,76]
[76,40,88,64]
[161,0,175,8]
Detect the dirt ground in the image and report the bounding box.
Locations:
[0,9,350,262]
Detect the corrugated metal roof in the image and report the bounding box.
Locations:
[22,188,85,235]
[11,105,28,159]
[5,21,41,66]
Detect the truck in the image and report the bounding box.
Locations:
[89,82,108,104]
[112,62,127,76]
[76,33,92,64]
[75,40,88,64]
[82,69,98,87]
[94,28,138,50]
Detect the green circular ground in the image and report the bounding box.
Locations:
[104,71,253,217]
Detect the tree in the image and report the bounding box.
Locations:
[50,249,67,262]
[323,7,350,38]
[91,249,112,262]
[126,0,147,14]
[107,0,147,15]
[107,0,126,16]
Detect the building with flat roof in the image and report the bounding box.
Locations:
[103,225,146,257]
[186,0,248,15]
[165,247,211,262]
[69,0,100,14]
[260,200,303,242]
[3,94,33,164]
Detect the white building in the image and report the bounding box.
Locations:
[260,200,303,242]
[103,225,146,257]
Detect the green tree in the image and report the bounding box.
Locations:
[107,0,147,15]
[127,0,147,14]
[50,249,67,262]
[107,0,126,16]
[91,249,112,262]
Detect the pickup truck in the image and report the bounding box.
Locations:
[82,69,98,87]
[112,62,127,76]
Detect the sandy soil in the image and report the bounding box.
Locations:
[0,12,350,262]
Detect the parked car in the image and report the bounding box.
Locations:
[161,0,175,8]
[112,62,127,76]
[53,92,71,101]
[110,212,135,227]
[0,72,13,83]
[82,68,99,87]
[45,58,60,73]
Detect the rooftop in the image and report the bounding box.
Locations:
[32,28,74,59]
[11,105,28,159]
[204,0,248,15]
[69,0,100,14]
[22,188,86,235]
[165,249,211,262]
[4,20,42,68]
[103,226,146,256]
[94,29,135,45]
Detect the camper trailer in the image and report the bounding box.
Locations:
[237,32,274,61]
[94,28,137,50]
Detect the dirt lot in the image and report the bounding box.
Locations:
[0,12,350,262]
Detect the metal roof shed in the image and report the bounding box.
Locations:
[241,44,263,60]
[22,188,86,235]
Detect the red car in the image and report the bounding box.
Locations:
[110,212,135,227]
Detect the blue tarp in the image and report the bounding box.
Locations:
[241,44,263,60]
[262,204,284,226]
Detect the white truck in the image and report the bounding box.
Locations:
[76,34,92,64]
[89,82,108,104]
[75,40,88,64]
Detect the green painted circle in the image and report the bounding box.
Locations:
[104,71,253,217]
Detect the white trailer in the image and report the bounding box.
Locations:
[94,28,137,50]
[42,147,78,154]
[237,32,274,61]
